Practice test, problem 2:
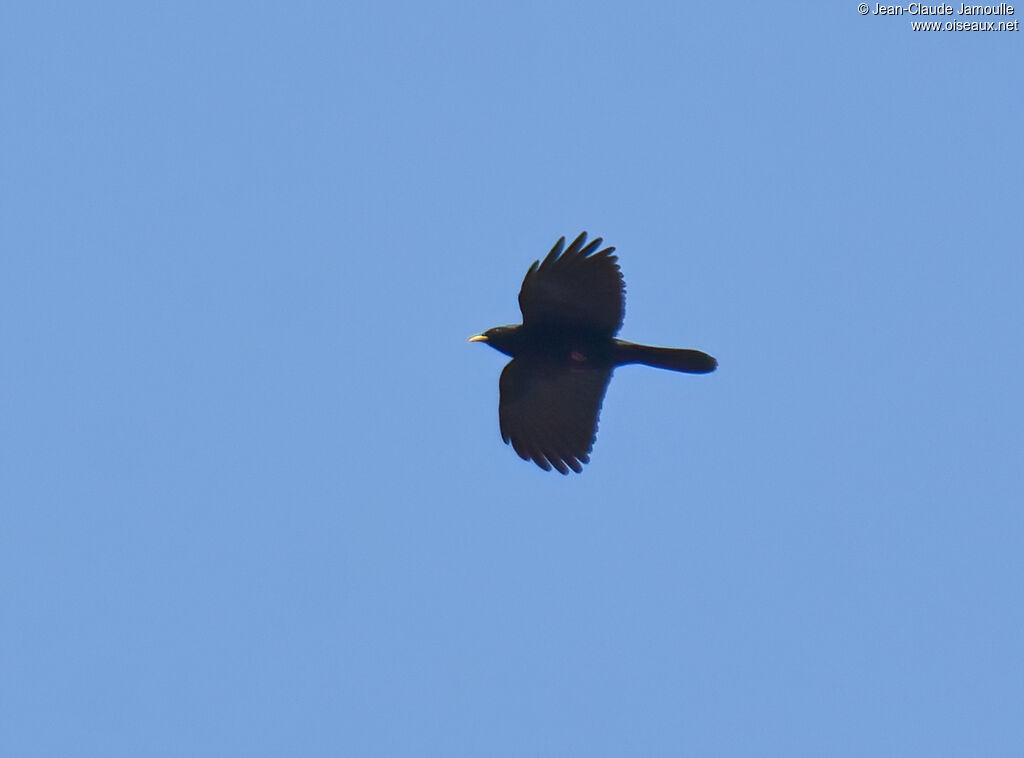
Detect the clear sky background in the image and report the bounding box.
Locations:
[3,3,1021,756]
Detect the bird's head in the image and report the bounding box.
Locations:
[467,325,521,357]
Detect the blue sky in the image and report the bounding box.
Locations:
[3,3,1021,756]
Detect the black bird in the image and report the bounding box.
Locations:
[470,232,716,474]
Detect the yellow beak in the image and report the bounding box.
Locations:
[467,334,488,343]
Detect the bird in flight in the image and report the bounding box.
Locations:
[470,232,716,474]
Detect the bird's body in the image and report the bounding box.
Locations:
[471,232,716,474]
[480,325,715,373]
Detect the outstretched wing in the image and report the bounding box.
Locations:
[498,358,613,474]
[518,232,625,336]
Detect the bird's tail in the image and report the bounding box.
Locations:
[613,340,718,374]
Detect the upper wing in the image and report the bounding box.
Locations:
[498,357,613,474]
[518,232,625,336]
